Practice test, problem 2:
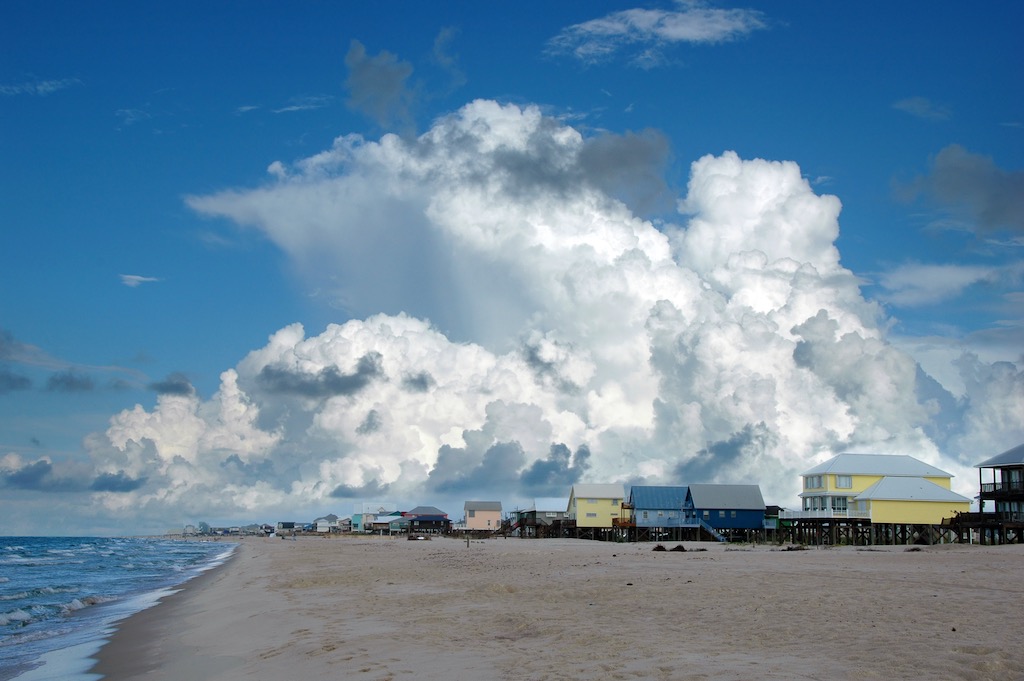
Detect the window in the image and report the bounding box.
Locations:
[805,475,823,489]
[642,511,648,520]
[468,510,475,518]
[730,510,736,518]
[703,510,709,518]
[587,498,597,504]
[545,512,558,518]
[657,510,664,517]
[586,512,597,518]
[718,510,725,518]
[831,497,848,511]
[836,475,852,489]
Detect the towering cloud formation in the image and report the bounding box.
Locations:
[67,100,1019,522]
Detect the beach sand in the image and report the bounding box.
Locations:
[90,536,1024,680]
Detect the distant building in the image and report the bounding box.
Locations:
[464,501,502,531]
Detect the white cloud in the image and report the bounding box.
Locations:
[120,274,161,287]
[51,99,1021,532]
[547,2,768,65]
[877,263,996,306]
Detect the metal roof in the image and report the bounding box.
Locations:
[406,506,447,516]
[464,501,502,511]
[853,477,970,503]
[629,485,688,510]
[976,442,1024,468]
[571,483,625,499]
[802,453,951,478]
[687,484,765,510]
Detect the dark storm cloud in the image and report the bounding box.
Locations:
[2,460,87,492]
[90,470,147,492]
[401,371,436,393]
[258,352,384,398]
[149,372,195,396]
[330,479,391,499]
[909,144,1024,233]
[430,440,526,494]
[46,370,95,392]
[0,367,31,393]
[520,443,591,496]
[344,40,415,132]
[673,423,775,482]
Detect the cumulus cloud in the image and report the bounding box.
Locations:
[69,99,1022,531]
[547,2,768,66]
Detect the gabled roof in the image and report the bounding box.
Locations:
[802,453,952,478]
[687,484,765,510]
[854,477,970,503]
[976,442,1024,468]
[464,501,502,511]
[532,497,569,513]
[571,483,625,499]
[630,486,688,510]
[407,505,447,517]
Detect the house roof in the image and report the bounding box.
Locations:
[571,483,625,499]
[407,505,447,517]
[629,485,689,510]
[976,442,1024,468]
[854,477,970,503]
[464,501,502,511]
[532,497,569,513]
[687,484,765,510]
[802,453,952,478]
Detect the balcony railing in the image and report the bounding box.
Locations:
[980,481,1024,496]
[779,509,871,520]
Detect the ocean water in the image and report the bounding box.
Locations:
[0,536,235,681]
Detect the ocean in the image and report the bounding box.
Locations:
[0,536,235,681]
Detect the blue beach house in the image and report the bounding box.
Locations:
[683,484,767,540]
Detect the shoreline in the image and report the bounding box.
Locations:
[88,541,243,680]
[87,537,1024,680]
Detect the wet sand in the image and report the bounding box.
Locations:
[91,536,1024,680]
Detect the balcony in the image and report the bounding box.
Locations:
[779,509,871,520]
[980,481,1024,499]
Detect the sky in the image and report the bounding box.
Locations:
[1,1,1022,535]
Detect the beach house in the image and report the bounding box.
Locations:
[626,486,689,539]
[405,505,451,534]
[514,497,569,538]
[785,453,970,525]
[567,483,625,533]
[683,484,766,541]
[976,442,1024,521]
[464,501,502,531]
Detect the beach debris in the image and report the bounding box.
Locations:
[652,544,667,551]
[670,544,686,552]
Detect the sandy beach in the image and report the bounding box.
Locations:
[90,536,1024,681]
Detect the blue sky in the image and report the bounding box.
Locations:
[2,2,1021,535]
